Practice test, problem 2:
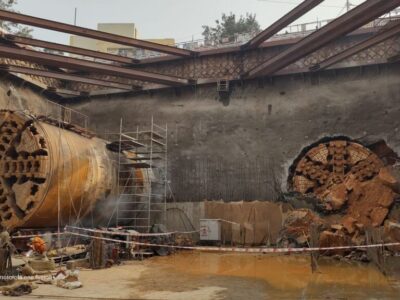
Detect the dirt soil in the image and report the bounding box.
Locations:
[12,251,400,300]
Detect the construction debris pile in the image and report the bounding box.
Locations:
[282,138,400,256]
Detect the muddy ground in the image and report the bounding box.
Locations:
[14,252,400,300]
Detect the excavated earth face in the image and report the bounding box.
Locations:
[287,138,399,251]
[291,139,384,211]
[0,110,50,229]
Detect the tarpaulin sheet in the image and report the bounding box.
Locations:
[204,200,284,245]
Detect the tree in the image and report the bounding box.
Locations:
[202,13,260,45]
[0,0,33,37]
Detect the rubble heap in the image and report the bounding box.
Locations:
[284,138,400,253]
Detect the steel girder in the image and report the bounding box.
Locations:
[0,45,191,86]
[0,9,194,57]
[0,64,137,90]
[310,20,400,71]
[243,0,400,78]
[3,34,139,65]
[242,0,324,50]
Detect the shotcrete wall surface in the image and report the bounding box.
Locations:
[0,77,53,115]
[0,64,386,201]
[56,64,400,202]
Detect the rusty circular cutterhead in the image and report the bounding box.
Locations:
[0,110,50,229]
[289,138,384,196]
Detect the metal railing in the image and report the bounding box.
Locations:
[42,99,88,130]
[134,10,400,59]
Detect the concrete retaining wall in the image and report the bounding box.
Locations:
[70,63,400,202]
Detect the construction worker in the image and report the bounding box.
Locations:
[29,236,47,258]
[0,228,15,276]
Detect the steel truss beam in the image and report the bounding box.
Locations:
[3,34,139,65]
[0,9,194,57]
[311,20,400,71]
[0,64,138,90]
[242,0,324,50]
[0,45,191,86]
[243,0,400,78]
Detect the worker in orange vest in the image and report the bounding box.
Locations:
[29,236,47,257]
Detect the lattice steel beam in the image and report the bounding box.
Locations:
[0,45,191,86]
[310,20,400,71]
[243,0,400,78]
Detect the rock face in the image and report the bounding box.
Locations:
[285,138,400,254]
[290,139,386,213]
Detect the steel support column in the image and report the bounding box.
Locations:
[0,45,191,86]
[0,9,194,57]
[242,0,324,50]
[243,0,400,78]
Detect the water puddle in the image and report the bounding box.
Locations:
[147,251,399,299]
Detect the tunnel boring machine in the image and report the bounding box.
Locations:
[0,110,143,230]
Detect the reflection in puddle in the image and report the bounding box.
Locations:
[148,251,399,299]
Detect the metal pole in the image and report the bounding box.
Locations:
[164,123,168,228]
[56,116,63,249]
[116,118,123,227]
[346,0,351,12]
[74,8,77,26]
[148,116,154,232]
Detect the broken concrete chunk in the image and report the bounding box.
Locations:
[28,258,56,272]
[66,258,89,270]
[370,207,389,227]
[331,224,344,231]
[319,230,349,255]
[325,183,348,211]
[378,166,398,186]
[280,209,324,247]
[383,221,400,252]
[53,270,82,290]
[1,282,38,296]
[342,216,357,234]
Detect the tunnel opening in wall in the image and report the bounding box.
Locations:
[286,135,399,217]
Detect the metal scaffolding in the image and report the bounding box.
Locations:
[112,117,168,232]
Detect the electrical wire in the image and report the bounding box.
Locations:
[257,0,346,8]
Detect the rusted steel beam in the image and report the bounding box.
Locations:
[0,64,137,90]
[0,9,194,57]
[311,20,400,71]
[137,27,376,65]
[242,0,324,50]
[0,45,191,86]
[243,0,400,78]
[3,34,140,65]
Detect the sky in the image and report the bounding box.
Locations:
[14,0,366,44]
